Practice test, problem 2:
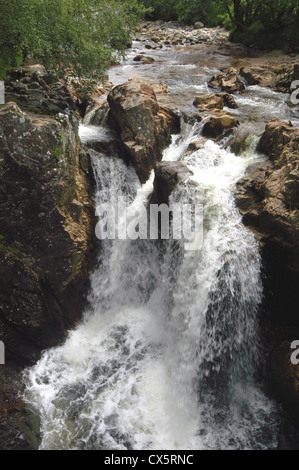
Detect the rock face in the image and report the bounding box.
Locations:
[107,78,180,183]
[235,119,299,420]
[5,66,77,116]
[0,367,40,450]
[0,103,95,362]
[152,161,194,204]
[202,113,239,138]
[0,102,96,449]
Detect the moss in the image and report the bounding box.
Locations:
[51,147,63,161]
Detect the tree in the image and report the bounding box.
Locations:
[0,0,146,80]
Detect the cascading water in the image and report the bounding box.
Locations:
[23,117,280,450]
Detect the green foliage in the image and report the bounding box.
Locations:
[0,0,146,80]
[138,0,299,51]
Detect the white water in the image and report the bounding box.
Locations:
[23,118,280,450]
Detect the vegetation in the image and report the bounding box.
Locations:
[140,0,299,51]
[1,0,298,81]
[0,0,146,79]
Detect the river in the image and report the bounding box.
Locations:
[23,27,298,450]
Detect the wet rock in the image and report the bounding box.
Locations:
[153,161,194,204]
[0,103,96,361]
[202,113,240,138]
[107,78,180,183]
[0,366,41,450]
[209,68,245,94]
[181,111,202,125]
[240,66,276,87]
[193,93,224,111]
[225,126,259,155]
[133,55,155,65]
[235,119,299,325]
[194,21,204,29]
[193,92,237,111]
[187,139,206,153]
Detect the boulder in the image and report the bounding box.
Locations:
[133,55,155,65]
[107,78,180,183]
[193,92,237,111]
[193,93,224,111]
[187,139,206,153]
[153,161,194,204]
[209,68,245,94]
[239,66,276,87]
[202,113,240,138]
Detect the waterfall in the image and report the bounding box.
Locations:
[23,121,279,450]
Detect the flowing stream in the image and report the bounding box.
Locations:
[23,30,298,450]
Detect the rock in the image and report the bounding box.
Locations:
[0,366,41,450]
[133,55,155,65]
[153,161,194,204]
[0,103,96,361]
[187,139,206,153]
[208,68,245,94]
[193,93,237,111]
[202,113,240,138]
[274,63,299,93]
[181,111,202,125]
[194,21,204,29]
[225,126,259,155]
[193,93,224,111]
[107,78,180,183]
[219,92,238,109]
[151,82,169,94]
[239,66,276,87]
[235,119,299,323]
[5,67,77,116]
[221,68,246,94]
[0,102,96,449]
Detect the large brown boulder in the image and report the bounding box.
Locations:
[202,113,239,138]
[193,92,237,111]
[107,78,180,183]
